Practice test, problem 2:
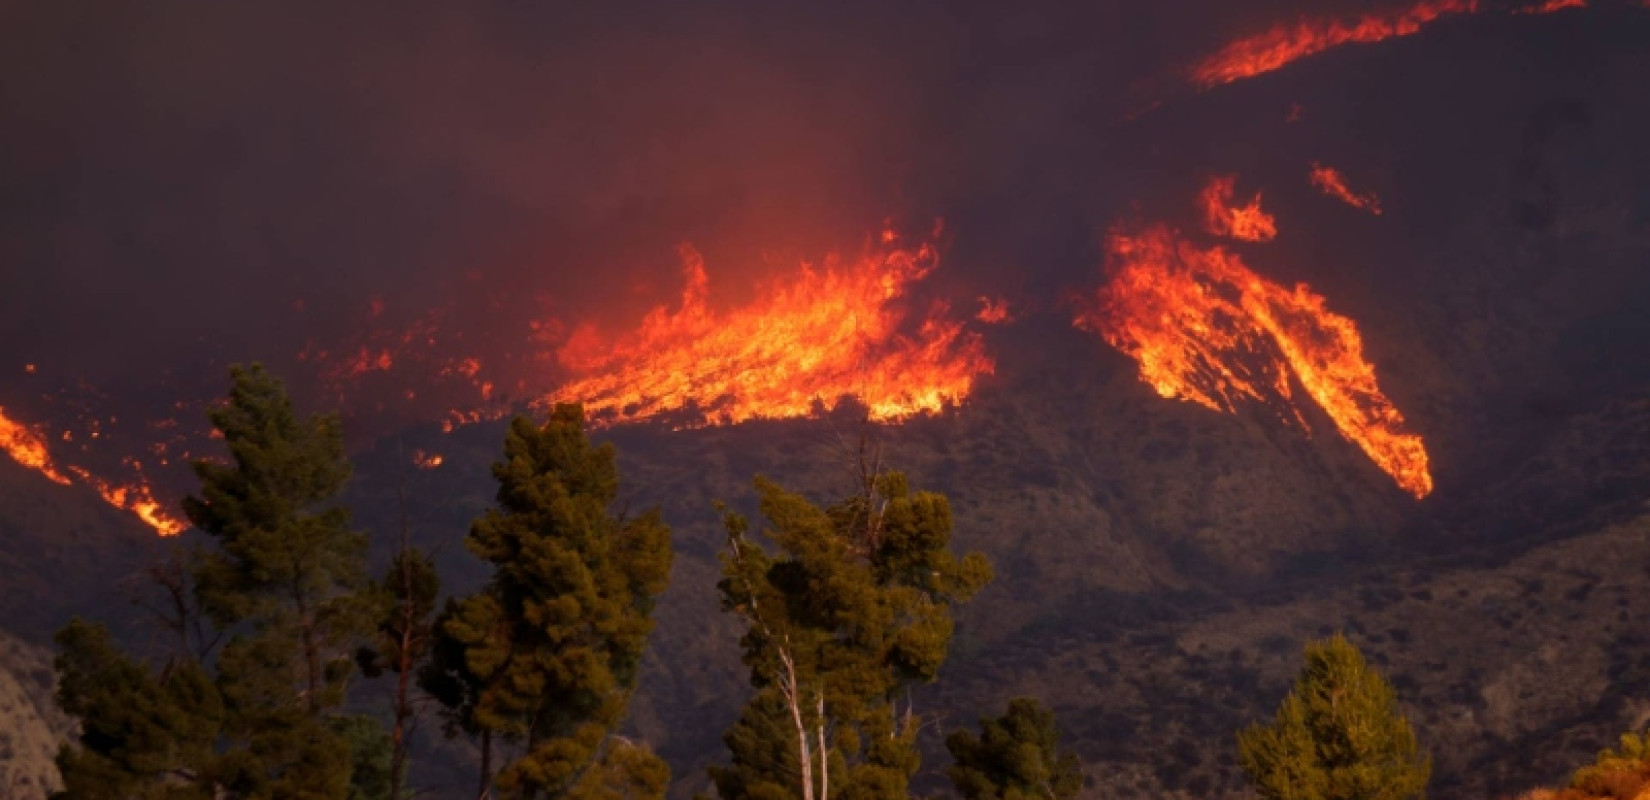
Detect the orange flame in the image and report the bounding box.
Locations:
[1201,175,1279,242]
[67,466,187,536]
[0,407,72,485]
[412,449,444,469]
[549,226,993,427]
[1076,225,1432,498]
[1515,0,1585,12]
[976,297,1015,324]
[1310,163,1383,215]
[1190,0,1481,89]
[0,407,187,533]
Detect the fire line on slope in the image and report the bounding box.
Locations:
[547,224,995,428]
[1077,183,1432,498]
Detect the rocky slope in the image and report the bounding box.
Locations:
[0,630,71,800]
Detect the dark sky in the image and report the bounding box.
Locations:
[0,0,1291,378]
[1,0,1641,447]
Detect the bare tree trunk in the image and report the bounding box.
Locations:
[294,578,322,714]
[390,485,415,800]
[728,534,819,800]
[780,648,814,800]
[816,692,829,800]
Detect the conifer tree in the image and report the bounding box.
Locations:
[52,618,225,799]
[710,470,993,800]
[1238,634,1430,800]
[356,544,441,800]
[53,364,380,800]
[946,698,1083,800]
[424,405,673,800]
[184,363,369,713]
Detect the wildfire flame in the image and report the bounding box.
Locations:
[549,225,993,427]
[1515,0,1585,12]
[1190,0,1480,89]
[0,407,72,485]
[1190,0,1610,89]
[412,449,444,469]
[1076,210,1431,498]
[67,466,187,536]
[1310,163,1383,215]
[1201,175,1279,242]
[0,406,187,534]
[976,297,1015,324]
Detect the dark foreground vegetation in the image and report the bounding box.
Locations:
[43,366,1650,800]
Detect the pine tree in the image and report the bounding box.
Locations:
[184,363,369,713]
[424,405,673,800]
[710,470,993,800]
[946,698,1082,800]
[53,364,381,800]
[1238,634,1430,800]
[182,363,372,798]
[52,618,225,799]
[356,544,441,800]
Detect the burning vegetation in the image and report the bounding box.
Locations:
[1201,174,1279,242]
[1076,183,1432,498]
[0,405,186,534]
[548,225,994,427]
[1190,0,1601,90]
[1311,163,1384,215]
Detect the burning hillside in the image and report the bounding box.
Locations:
[1077,180,1432,498]
[547,225,994,427]
[0,406,185,535]
[1190,0,1599,90]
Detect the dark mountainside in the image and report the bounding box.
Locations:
[5,9,1650,800]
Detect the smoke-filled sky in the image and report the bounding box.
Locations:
[0,0,1416,382]
[3,0,1648,510]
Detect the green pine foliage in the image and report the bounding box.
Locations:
[423,405,673,800]
[356,546,441,800]
[946,697,1083,800]
[710,470,993,800]
[1238,634,1430,800]
[52,618,225,799]
[52,364,383,800]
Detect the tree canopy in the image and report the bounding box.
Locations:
[711,469,993,800]
[1238,634,1430,800]
[947,697,1083,800]
[423,404,673,800]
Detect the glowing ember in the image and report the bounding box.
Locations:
[549,225,993,427]
[413,450,444,469]
[1190,0,1481,89]
[1076,224,1432,498]
[976,297,1015,324]
[1201,175,1278,242]
[1310,163,1383,215]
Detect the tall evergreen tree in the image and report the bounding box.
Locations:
[1238,634,1430,800]
[946,698,1083,800]
[53,364,380,800]
[356,543,441,800]
[424,405,673,800]
[710,470,993,800]
[184,362,368,713]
